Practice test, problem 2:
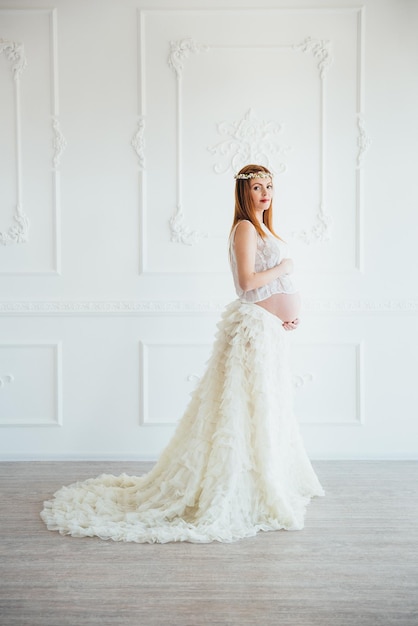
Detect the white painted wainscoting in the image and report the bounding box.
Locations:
[0,0,417,460]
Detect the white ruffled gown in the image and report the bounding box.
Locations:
[41,300,324,543]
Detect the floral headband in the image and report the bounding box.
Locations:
[234,171,273,180]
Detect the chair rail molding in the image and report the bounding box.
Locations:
[0,299,417,316]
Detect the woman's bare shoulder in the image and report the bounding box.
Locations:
[233,220,257,250]
[235,220,257,235]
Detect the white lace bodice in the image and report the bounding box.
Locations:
[229,221,297,303]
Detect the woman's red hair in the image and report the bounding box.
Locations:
[230,164,280,239]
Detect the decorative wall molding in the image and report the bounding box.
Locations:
[169,205,208,246]
[208,108,289,175]
[354,8,366,271]
[50,8,62,274]
[0,300,224,315]
[0,342,62,427]
[167,37,209,245]
[356,113,371,169]
[0,10,61,270]
[168,38,208,78]
[292,372,313,389]
[290,36,333,244]
[305,299,418,313]
[52,115,67,171]
[142,339,362,427]
[292,204,332,245]
[131,115,145,170]
[294,37,333,79]
[140,340,212,425]
[0,37,30,246]
[294,341,363,426]
[138,7,365,278]
[166,33,335,247]
[1,299,417,316]
[0,374,14,389]
[0,206,30,246]
[0,38,27,79]
[186,373,201,384]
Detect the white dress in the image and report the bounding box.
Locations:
[40,224,324,543]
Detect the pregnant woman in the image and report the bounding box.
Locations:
[41,164,324,543]
[230,165,301,328]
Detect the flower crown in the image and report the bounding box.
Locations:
[234,171,273,180]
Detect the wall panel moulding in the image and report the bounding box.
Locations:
[0,9,64,275]
[135,8,368,275]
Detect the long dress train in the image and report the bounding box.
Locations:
[40,300,324,543]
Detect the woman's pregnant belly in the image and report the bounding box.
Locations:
[256,292,301,323]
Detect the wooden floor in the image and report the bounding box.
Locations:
[0,461,417,626]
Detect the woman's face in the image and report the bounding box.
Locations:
[249,177,273,213]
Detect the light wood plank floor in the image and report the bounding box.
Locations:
[0,461,417,626]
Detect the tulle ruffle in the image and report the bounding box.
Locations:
[41,300,324,543]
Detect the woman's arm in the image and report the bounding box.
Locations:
[233,220,293,292]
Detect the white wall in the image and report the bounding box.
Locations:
[0,0,417,460]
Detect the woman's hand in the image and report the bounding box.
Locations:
[278,258,294,275]
[282,318,300,331]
